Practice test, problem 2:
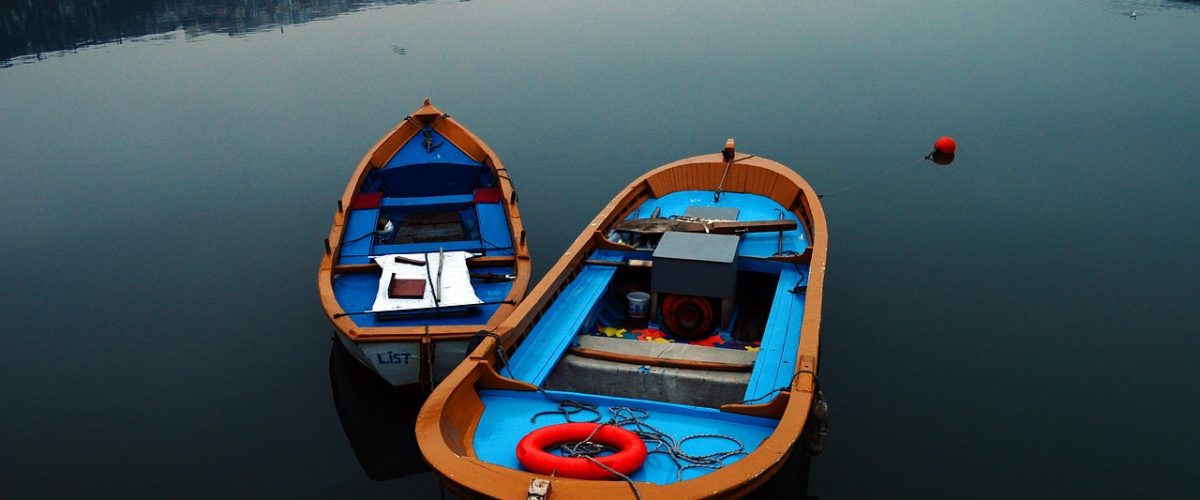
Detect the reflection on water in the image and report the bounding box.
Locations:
[329,340,431,481]
[1110,0,1200,16]
[0,0,425,67]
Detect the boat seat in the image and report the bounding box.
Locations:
[742,266,808,404]
[380,193,475,210]
[475,202,513,256]
[337,208,380,265]
[504,258,622,385]
[372,240,489,255]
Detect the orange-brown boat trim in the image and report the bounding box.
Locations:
[416,147,827,498]
[317,100,532,346]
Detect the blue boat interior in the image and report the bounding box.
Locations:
[474,189,812,483]
[332,126,516,326]
[473,389,778,485]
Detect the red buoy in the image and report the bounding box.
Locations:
[933,136,957,155]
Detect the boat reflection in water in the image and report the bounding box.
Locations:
[0,0,426,67]
[329,339,429,481]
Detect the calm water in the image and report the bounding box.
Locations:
[2,0,1199,497]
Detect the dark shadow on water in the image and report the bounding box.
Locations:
[745,450,815,500]
[0,0,427,67]
[329,338,431,481]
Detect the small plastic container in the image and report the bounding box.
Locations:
[626,291,650,328]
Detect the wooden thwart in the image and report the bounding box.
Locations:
[611,217,796,235]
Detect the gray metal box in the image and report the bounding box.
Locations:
[684,206,740,221]
[651,231,739,299]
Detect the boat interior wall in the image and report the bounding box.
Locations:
[645,161,801,210]
[543,336,755,408]
[617,191,808,258]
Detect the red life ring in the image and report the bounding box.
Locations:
[661,294,715,339]
[516,423,647,480]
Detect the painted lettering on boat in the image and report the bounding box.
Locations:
[376,351,413,365]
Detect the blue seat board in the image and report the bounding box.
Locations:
[380,193,475,209]
[504,254,623,385]
[474,203,513,253]
[337,208,379,265]
[743,266,808,403]
[474,389,778,485]
[332,265,514,327]
[372,239,491,255]
[628,191,808,258]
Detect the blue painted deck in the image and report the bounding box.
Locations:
[377,128,486,197]
[743,266,808,403]
[338,208,379,265]
[386,128,479,169]
[629,191,808,258]
[475,203,514,256]
[503,255,622,385]
[474,389,778,484]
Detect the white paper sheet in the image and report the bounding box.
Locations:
[368,251,484,313]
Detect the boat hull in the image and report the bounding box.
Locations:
[318,101,531,388]
[417,143,828,498]
[334,334,472,387]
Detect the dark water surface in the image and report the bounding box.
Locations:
[2,0,1198,497]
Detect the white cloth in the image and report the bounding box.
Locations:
[369,251,484,312]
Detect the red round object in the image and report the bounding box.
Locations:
[516,423,647,480]
[933,136,957,155]
[661,294,715,339]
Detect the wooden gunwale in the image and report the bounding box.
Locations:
[317,101,531,346]
[416,148,828,498]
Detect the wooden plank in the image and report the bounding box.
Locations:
[703,162,723,191]
[610,218,796,235]
[728,162,747,193]
[743,267,807,403]
[566,347,754,372]
[760,171,779,204]
[505,264,619,385]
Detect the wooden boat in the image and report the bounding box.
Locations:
[416,140,828,498]
[318,100,531,388]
